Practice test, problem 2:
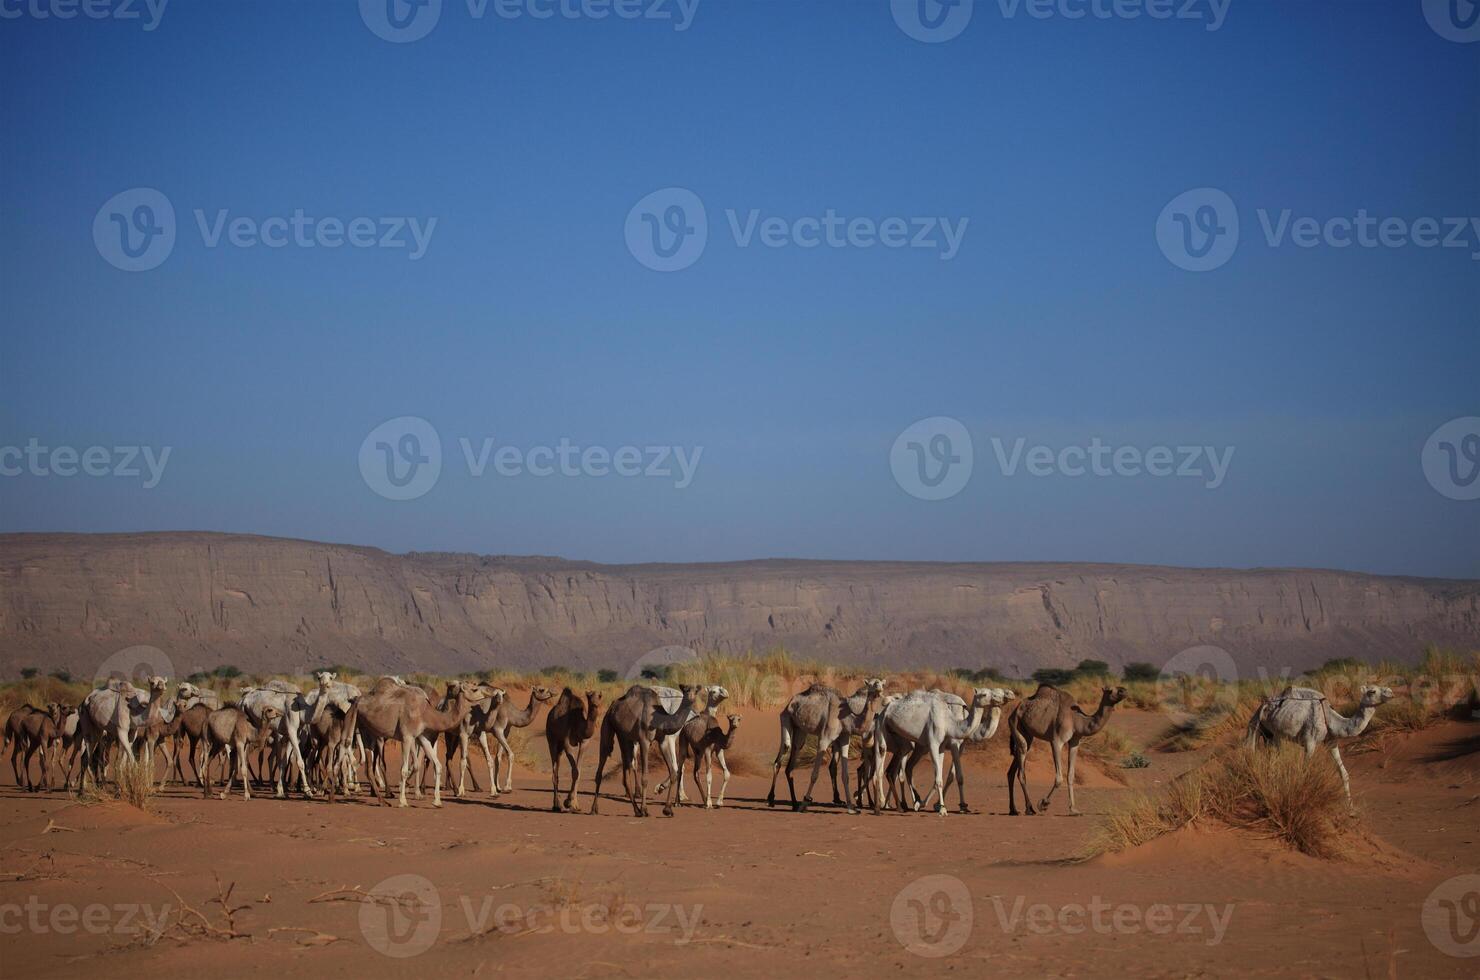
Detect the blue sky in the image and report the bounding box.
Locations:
[1,0,1476,577]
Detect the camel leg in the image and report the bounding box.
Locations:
[1038,737,1066,812]
[396,737,413,808]
[637,736,650,817]
[953,748,968,813]
[589,720,614,815]
[1066,744,1080,815]
[220,745,236,800]
[766,719,792,808]
[419,734,444,807]
[201,745,213,798]
[828,750,843,806]
[472,732,494,796]
[798,737,835,813]
[21,742,38,791]
[1328,744,1354,811]
[493,730,517,794]
[9,743,25,790]
[928,740,948,816]
[715,748,731,808]
[566,744,584,810]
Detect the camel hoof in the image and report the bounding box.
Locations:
[1038,799,1051,811]
[958,805,970,814]
[766,795,775,808]
[936,806,948,817]
[662,806,674,817]
[846,807,860,815]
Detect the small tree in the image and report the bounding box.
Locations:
[1122,662,1160,682]
[48,668,72,683]
[597,669,619,683]
[972,666,1006,683]
[639,665,671,682]
[20,667,38,680]
[1031,667,1074,687]
[539,665,570,678]
[1075,659,1111,677]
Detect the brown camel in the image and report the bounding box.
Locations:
[355,679,492,807]
[169,703,215,787]
[676,713,743,808]
[482,685,555,795]
[5,704,66,791]
[544,688,603,812]
[1006,684,1128,816]
[308,694,359,803]
[202,705,281,801]
[767,678,886,813]
[590,684,698,817]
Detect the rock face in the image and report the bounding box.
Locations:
[0,532,1475,680]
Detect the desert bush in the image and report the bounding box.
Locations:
[20,667,38,680]
[597,669,619,683]
[1087,745,1350,859]
[1122,662,1159,683]
[1075,659,1111,677]
[1032,668,1074,686]
[1121,752,1150,769]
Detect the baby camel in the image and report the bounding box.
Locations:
[202,705,281,800]
[1007,685,1127,816]
[677,713,742,808]
[1245,684,1394,809]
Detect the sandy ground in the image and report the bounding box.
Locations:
[1,708,1477,979]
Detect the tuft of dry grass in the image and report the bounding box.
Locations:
[75,754,156,810]
[1086,745,1351,860]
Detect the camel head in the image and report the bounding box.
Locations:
[583,690,603,711]
[484,685,508,707]
[315,671,337,690]
[704,684,729,708]
[969,688,996,709]
[1358,685,1395,708]
[1101,686,1129,708]
[864,677,886,697]
[452,679,492,703]
[147,675,169,697]
[45,702,68,726]
[725,713,741,727]
[677,684,701,703]
[531,685,556,703]
[994,688,1018,705]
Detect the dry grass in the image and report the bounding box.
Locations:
[75,754,156,810]
[1086,744,1353,860]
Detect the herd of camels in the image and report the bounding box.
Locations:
[4,671,1394,816]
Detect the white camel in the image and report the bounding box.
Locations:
[871,687,1012,815]
[79,676,168,780]
[1245,684,1394,808]
[240,681,318,798]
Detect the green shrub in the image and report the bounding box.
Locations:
[1032,668,1075,686]
[19,667,38,680]
[597,669,619,683]
[1075,659,1111,677]
[48,669,72,683]
[1122,662,1160,682]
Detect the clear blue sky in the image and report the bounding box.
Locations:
[1,0,1476,577]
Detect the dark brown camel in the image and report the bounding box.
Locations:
[544,688,603,812]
